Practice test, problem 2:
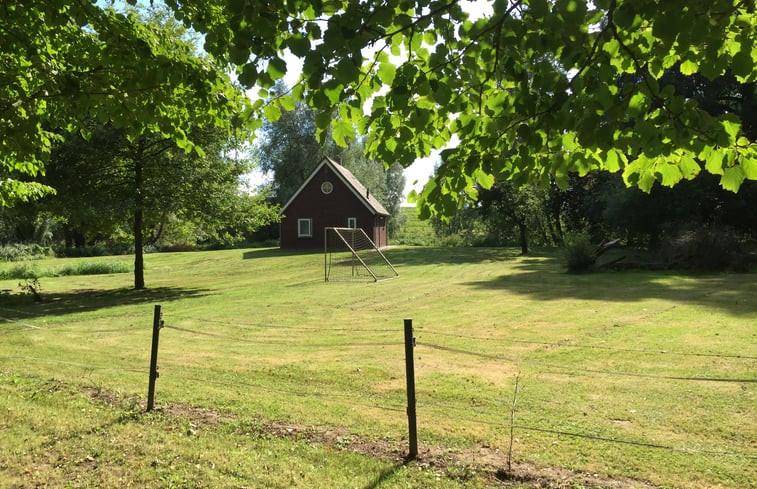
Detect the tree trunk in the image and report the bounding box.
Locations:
[133,144,145,290]
[518,220,528,255]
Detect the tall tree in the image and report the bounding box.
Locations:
[255,83,324,205]
[0,2,250,206]
[478,182,563,254]
[41,122,278,288]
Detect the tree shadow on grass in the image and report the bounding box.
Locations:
[0,286,210,321]
[241,248,321,260]
[463,256,757,315]
[382,246,524,266]
[361,461,410,489]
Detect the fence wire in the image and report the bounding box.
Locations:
[3,306,756,466]
[419,328,757,360]
[418,341,757,384]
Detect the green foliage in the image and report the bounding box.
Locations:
[0,243,52,262]
[478,181,564,253]
[0,260,131,279]
[391,206,438,246]
[0,2,251,206]
[0,262,41,280]
[171,0,756,218]
[562,232,596,273]
[54,261,132,277]
[5,1,756,220]
[659,226,752,272]
[55,243,133,258]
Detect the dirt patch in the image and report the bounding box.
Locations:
[79,386,658,489]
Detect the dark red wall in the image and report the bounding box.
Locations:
[280,165,387,250]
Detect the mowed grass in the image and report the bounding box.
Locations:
[1,247,755,488]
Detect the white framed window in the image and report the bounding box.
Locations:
[297,218,312,237]
[347,217,357,228]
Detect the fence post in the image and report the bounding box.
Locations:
[404,318,418,459]
[146,304,163,412]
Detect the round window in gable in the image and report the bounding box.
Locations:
[321,181,333,194]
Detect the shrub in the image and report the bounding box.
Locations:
[55,242,133,258]
[54,261,131,276]
[0,243,52,262]
[0,262,40,280]
[562,232,596,273]
[0,260,131,279]
[660,226,752,272]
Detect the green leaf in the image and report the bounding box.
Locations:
[741,159,757,180]
[287,36,311,57]
[731,49,754,80]
[720,166,745,192]
[334,58,360,84]
[604,149,620,172]
[474,169,495,190]
[656,161,683,187]
[679,59,698,75]
[377,62,396,85]
[263,103,281,122]
[238,63,258,88]
[331,119,353,147]
[679,154,700,180]
[705,147,726,175]
[267,57,287,81]
[279,95,295,112]
[315,110,332,130]
[721,118,741,145]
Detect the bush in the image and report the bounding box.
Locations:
[0,243,52,262]
[54,261,132,276]
[562,232,596,273]
[55,242,133,258]
[0,262,40,280]
[659,226,752,272]
[0,260,131,280]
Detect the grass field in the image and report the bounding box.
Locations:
[1,247,755,488]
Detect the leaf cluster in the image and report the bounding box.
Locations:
[169,0,757,218]
[1,2,251,205]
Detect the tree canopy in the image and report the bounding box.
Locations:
[171,0,756,217]
[0,2,249,206]
[3,1,756,219]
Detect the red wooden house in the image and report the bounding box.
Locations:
[279,156,390,250]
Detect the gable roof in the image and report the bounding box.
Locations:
[280,156,390,216]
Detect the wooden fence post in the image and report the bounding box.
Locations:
[404,318,418,459]
[146,304,163,412]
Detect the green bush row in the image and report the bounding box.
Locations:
[0,243,53,262]
[0,261,132,280]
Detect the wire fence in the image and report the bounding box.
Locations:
[2,305,756,466]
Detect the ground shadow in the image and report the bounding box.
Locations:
[463,256,757,315]
[382,246,524,266]
[242,245,527,266]
[361,461,409,489]
[0,286,210,321]
[242,248,321,260]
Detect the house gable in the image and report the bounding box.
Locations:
[280,157,389,217]
[279,157,389,250]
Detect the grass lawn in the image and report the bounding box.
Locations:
[1,247,755,488]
